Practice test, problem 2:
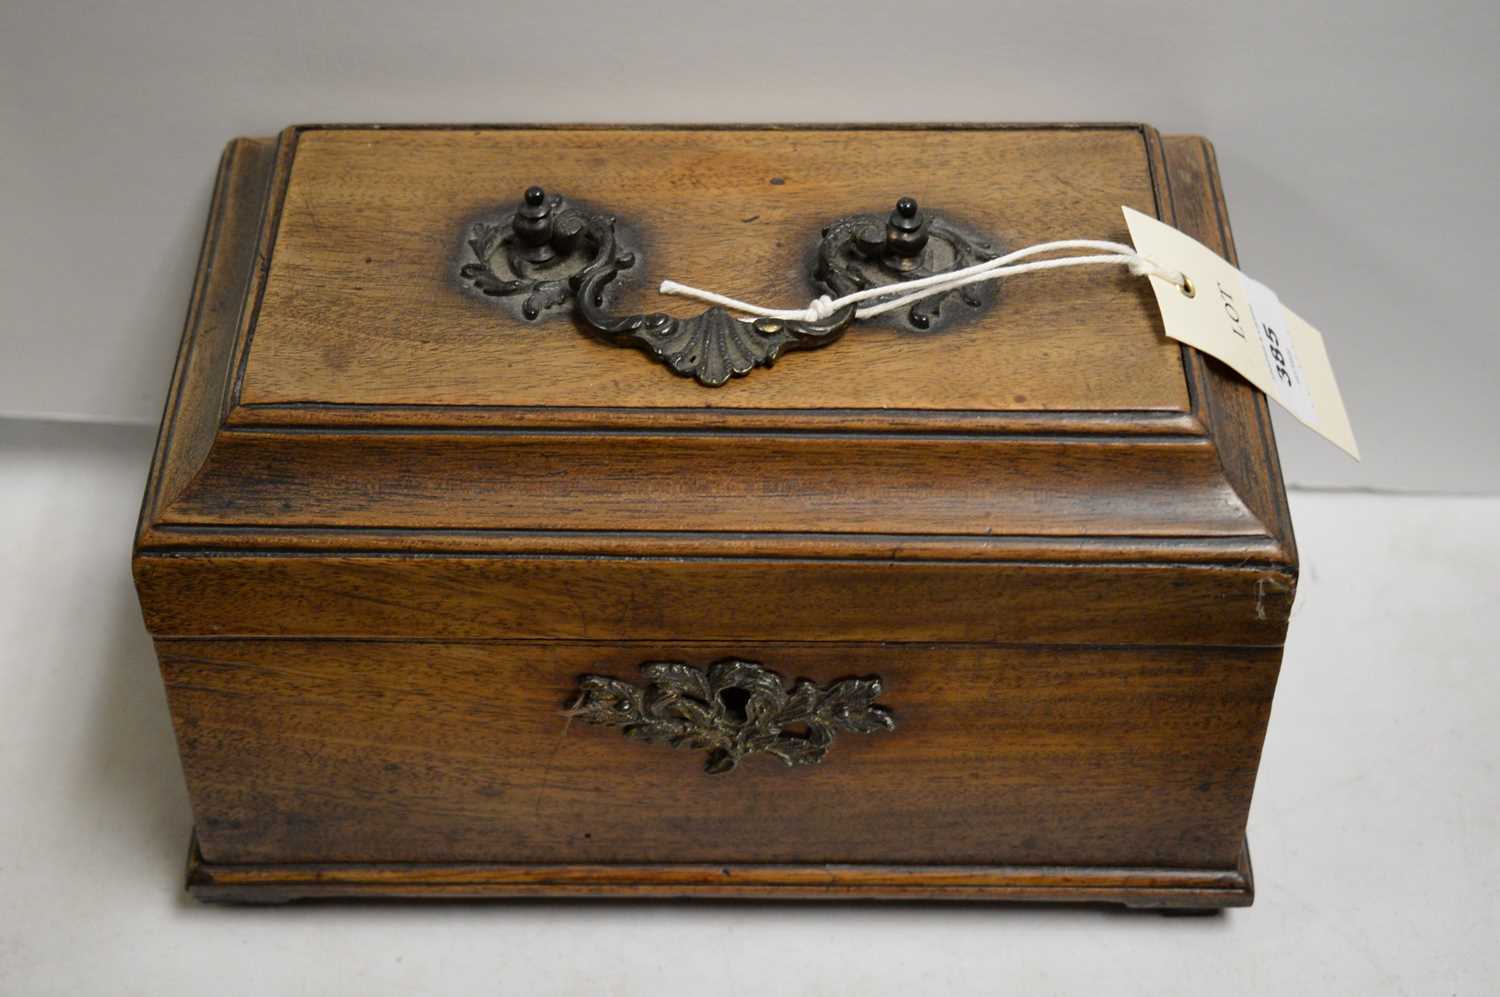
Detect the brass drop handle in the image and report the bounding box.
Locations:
[458,186,1000,384]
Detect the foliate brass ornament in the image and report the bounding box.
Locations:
[573,272,855,388]
[566,660,895,774]
[460,186,636,320]
[816,196,1001,330]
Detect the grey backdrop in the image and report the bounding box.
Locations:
[4,0,1496,492]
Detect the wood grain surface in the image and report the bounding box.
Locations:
[235,126,1187,414]
[136,555,1294,645]
[162,639,1277,870]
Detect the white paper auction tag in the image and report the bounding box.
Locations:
[1123,206,1359,459]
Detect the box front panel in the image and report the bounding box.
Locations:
[161,638,1278,871]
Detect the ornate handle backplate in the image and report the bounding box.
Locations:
[572,231,856,388]
[566,659,895,774]
[459,186,1000,386]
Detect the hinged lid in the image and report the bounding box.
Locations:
[134,125,1297,644]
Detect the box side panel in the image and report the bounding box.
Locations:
[161,639,1279,872]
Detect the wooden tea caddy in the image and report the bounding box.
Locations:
[133,124,1296,909]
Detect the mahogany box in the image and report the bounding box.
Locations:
[132,124,1297,908]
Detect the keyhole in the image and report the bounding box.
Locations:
[718,687,751,723]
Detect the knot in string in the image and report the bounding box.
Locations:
[803,295,838,322]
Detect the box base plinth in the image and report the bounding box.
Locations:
[184,834,1253,911]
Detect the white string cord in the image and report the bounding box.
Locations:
[657,239,1188,324]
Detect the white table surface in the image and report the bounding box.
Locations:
[2,419,1496,995]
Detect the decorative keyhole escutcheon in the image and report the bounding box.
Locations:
[566,659,896,774]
